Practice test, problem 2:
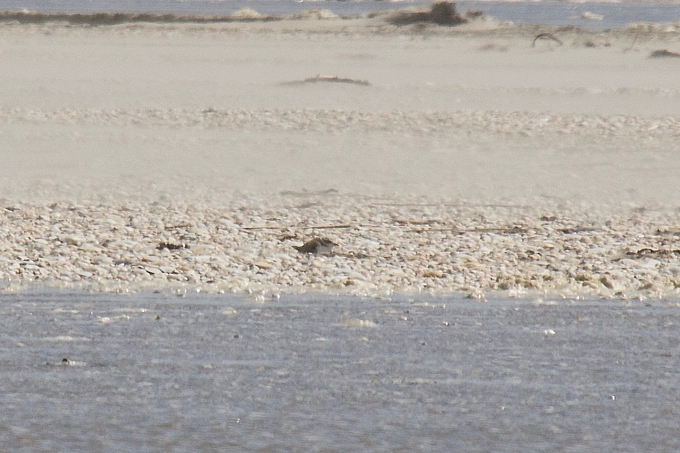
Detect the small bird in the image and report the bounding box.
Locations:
[293,237,337,255]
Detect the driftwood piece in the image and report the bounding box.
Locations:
[282,75,370,86]
[650,49,680,58]
[625,248,680,257]
[243,224,351,231]
[243,222,598,236]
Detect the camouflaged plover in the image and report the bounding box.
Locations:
[293,238,337,255]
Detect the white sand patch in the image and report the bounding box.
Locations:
[43,336,91,342]
[229,8,262,20]
[288,9,338,20]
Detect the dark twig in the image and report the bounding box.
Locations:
[281,75,370,86]
[625,29,640,52]
[242,224,352,231]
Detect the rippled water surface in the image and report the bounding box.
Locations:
[1,291,679,451]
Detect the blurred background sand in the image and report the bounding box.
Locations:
[1,19,679,204]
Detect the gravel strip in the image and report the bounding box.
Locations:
[2,108,680,139]
[1,194,679,300]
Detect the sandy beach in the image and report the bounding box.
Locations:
[1,7,680,299]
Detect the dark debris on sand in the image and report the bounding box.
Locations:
[649,49,680,58]
[0,11,281,25]
[388,2,467,26]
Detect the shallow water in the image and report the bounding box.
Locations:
[2,290,679,451]
[4,0,680,29]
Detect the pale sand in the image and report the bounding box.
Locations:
[1,14,679,298]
